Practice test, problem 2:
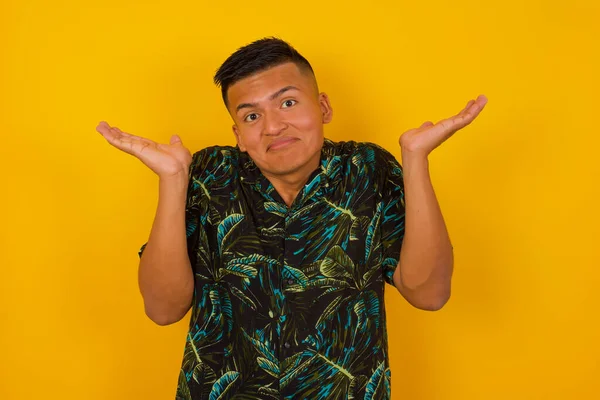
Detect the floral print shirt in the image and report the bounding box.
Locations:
[138,139,406,400]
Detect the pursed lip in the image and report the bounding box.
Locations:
[267,137,299,151]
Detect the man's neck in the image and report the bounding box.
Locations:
[263,156,320,208]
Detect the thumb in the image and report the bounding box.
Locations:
[170,134,183,145]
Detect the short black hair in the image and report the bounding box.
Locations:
[213,37,315,107]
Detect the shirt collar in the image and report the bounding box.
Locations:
[239,139,343,207]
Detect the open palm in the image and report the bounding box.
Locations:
[96,121,192,178]
[400,94,488,156]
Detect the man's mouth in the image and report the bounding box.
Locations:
[268,137,298,151]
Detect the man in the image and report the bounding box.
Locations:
[97,37,487,399]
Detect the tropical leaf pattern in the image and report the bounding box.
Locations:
[138,140,406,399]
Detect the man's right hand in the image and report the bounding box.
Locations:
[96,121,192,179]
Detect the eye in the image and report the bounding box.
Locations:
[244,113,259,122]
[282,99,297,108]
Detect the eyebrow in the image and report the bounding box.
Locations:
[235,85,299,113]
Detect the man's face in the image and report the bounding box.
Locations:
[227,62,333,178]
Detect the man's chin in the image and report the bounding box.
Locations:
[253,149,321,178]
[263,164,301,177]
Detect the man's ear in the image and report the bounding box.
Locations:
[319,93,333,124]
[232,125,246,152]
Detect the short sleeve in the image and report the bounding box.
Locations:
[137,151,203,268]
[375,146,406,286]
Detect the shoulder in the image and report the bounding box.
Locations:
[188,145,241,186]
[324,139,402,173]
[190,145,239,168]
[324,139,403,197]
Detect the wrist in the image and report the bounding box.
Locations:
[401,149,429,166]
[159,170,189,193]
[159,167,189,183]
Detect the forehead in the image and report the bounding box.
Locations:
[227,62,314,108]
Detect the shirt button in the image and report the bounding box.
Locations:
[286,279,294,285]
[284,342,291,349]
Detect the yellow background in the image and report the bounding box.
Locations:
[1,0,598,399]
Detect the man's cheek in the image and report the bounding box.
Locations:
[247,140,265,155]
[292,114,320,131]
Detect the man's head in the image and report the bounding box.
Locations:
[214,37,333,179]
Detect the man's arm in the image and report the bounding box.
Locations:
[391,95,488,310]
[392,153,453,311]
[138,170,195,325]
[95,121,197,326]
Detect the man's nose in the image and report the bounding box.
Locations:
[262,110,287,136]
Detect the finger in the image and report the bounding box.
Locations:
[446,96,487,130]
[110,125,135,138]
[458,100,476,117]
[456,94,488,119]
[111,125,125,134]
[419,121,434,129]
[461,95,488,117]
[96,122,129,141]
[170,134,182,145]
[105,135,148,156]
[96,121,113,136]
[427,114,469,141]
[418,95,488,142]
[108,124,154,144]
[458,96,487,125]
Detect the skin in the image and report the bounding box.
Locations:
[392,95,488,310]
[95,124,194,325]
[226,62,333,206]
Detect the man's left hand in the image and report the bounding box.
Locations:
[399,94,488,157]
